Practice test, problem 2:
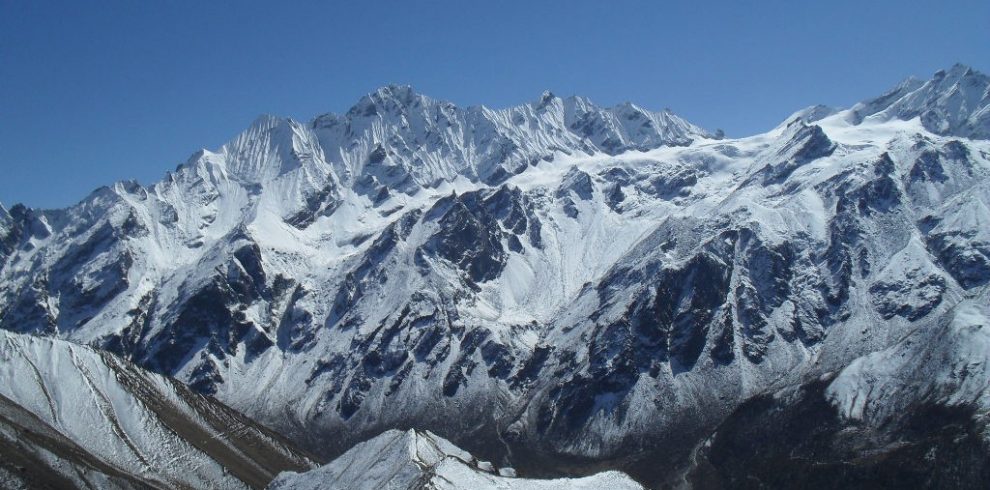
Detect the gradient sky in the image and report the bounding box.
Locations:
[2,0,988,209]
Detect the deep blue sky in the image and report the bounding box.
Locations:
[2,1,988,209]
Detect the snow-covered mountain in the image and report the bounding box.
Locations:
[1,64,989,487]
[849,63,990,139]
[0,328,316,489]
[269,429,643,490]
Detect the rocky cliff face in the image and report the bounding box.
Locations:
[1,65,989,487]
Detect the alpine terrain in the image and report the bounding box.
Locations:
[1,63,989,488]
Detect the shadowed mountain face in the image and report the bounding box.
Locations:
[1,65,989,488]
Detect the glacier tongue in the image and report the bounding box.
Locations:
[268,429,644,490]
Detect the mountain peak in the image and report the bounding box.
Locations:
[346,84,432,118]
[850,63,989,138]
[937,62,976,80]
[246,113,292,133]
[370,83,420,102]
[783,104,839,127]
[539,89,557,104]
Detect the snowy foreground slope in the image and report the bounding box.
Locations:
[1,63,990,487]
[0,329,315,489]
[269,429,643,490]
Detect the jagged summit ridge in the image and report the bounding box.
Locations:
[307,83,712,189]
[164,84,710,202]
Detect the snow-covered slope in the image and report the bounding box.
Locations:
[1,64,989,487]
[0,329,315,489]
[268,429,643,490]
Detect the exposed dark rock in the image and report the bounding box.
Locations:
[926,233,990,289]
[642,167,699,199]
[421,193,507,283]
[441,328,491,397]
[870,273,946,320]
[557,167,594,200]
[481,340,515,378]
[689,378,990,490]
[605,184,625,211]
[910,150,949,183]
[762,123,836,184]
[285,182,341,229]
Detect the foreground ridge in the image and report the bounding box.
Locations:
[268,428,644,490]
[0,329,316,489]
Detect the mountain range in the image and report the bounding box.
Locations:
[1,63,989,488]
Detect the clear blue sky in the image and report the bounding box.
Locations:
[2,0,988,209]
